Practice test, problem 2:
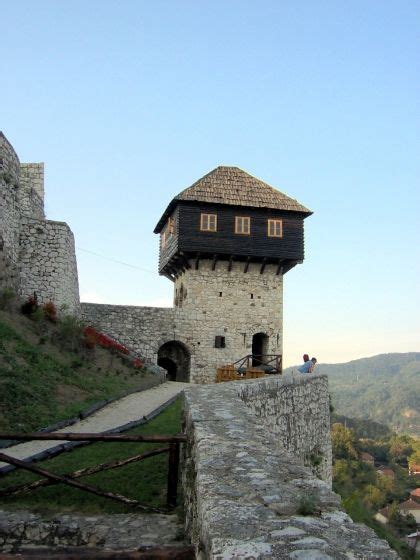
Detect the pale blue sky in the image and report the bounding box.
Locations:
[1,1,419,366]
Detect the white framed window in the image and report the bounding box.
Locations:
[200,213,217,232]
[267,219,283,238]
[235,216,250,235]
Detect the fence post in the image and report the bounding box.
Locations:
[167,443,180,508]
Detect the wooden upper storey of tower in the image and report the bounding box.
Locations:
[154,166,312,279]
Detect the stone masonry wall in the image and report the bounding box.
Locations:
[19,218,80,315]
[18,163,45,219]
[81,303,175,362]
[182,375,398,559]
[0,132,80,314]
[173,259,283,383]
[81,260,283,383]
[0,133,21,269]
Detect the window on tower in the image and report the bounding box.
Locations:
[235,216,250,235]
[200,213,217,232]
[267,219,283,237]
[161,217,175,247]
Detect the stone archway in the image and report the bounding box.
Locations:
[157,341,190,382]
[252,332,269,366]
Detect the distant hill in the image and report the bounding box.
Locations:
[284,353,420,436]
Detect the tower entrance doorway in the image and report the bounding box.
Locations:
[157,341,190,382]
[252,333,269,366]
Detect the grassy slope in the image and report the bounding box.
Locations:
[0,309,159,432]
[0,399,183,514]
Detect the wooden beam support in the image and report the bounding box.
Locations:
[243,257,250,273]
[0,432,187,444]
[195,253,200,270]
[260,258,267,274]
[212,254,218,271]
[0,452,165,513]
[276,260,284,276]
[179,252,191,269]
[228,255,234,272]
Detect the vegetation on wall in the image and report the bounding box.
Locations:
[0,294,156,432]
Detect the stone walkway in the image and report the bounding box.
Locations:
[0,382,189,471]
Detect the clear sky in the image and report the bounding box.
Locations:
[1,1,419,366]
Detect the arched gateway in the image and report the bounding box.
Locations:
[157,341,190,382]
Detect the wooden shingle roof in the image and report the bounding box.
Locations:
[155,166,312,232]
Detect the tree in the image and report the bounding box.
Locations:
[388,502,417,536]
[331,423,358,460]
[362,484,384,510]
[389,435,413,465]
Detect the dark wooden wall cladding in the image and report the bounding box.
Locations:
[158,207,179,271]
[157,202,307,274]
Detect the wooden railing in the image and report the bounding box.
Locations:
[0,432,187,513]
[233,354,282,374]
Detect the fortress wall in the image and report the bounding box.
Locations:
[19,163,45,219]
[0,133,21,269]
[173,260,283,383]
[19,218,80,315]
[237,374,332,483]
[182,375,398,559]
[81,303,175,361]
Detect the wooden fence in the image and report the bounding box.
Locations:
[0,432,187,513]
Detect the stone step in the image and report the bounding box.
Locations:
[0,510,188,554]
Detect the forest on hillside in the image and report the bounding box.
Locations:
[286,353,420,436]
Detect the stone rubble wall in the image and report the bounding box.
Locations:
[81,302,175,362]
[0,510,184,553]
[237,375,332,483]
[81,260,283,384]
[18,163,45,219]
[182,375,398,559]
[0,132,80,314]
[174,260,283,384]
[0,133,21,268]
[19,218,80,315]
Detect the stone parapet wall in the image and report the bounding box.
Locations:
[182,375,398,559]
[81,303,175,362]
[237,375,332,483]
[19,218,80,315]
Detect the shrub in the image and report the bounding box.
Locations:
[42,301,57,323]
[297,495,318,516]
[133,358,144,369]
[21,293,38,316]
[0,287,16,310]
[56,315,84,350]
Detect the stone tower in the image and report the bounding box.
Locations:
[154,166,312,383]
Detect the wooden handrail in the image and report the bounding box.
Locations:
[0,432,187,443]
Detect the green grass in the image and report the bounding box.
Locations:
[0,399,183,515]
[0,314,158,432]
